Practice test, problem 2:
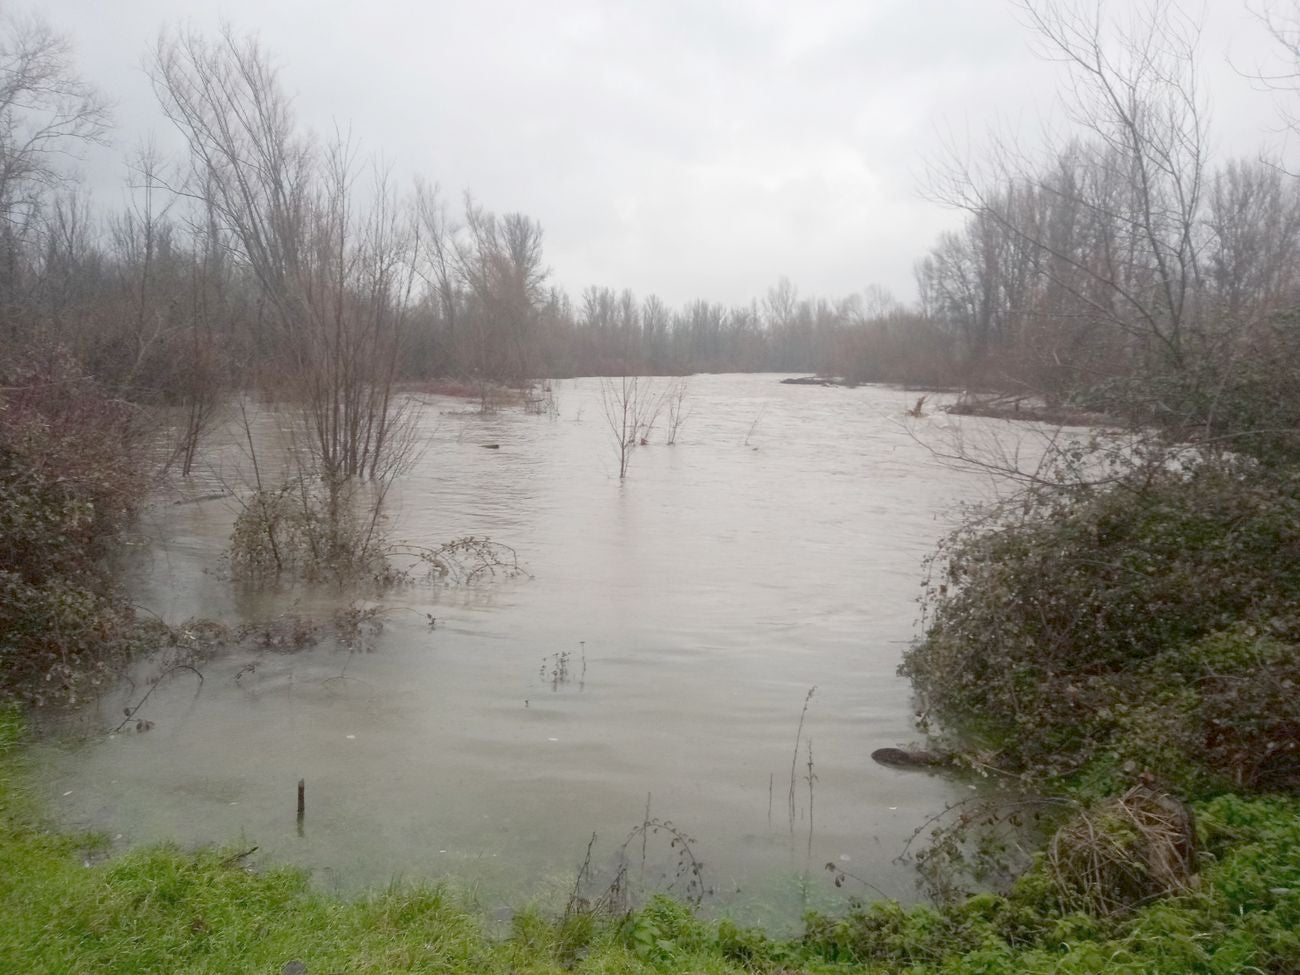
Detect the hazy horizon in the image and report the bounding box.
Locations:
[42,0,1286,310]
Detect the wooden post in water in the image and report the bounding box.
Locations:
[297,778,305,823]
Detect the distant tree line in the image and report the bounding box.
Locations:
[6,8,1300,426]
[0,15,956,418]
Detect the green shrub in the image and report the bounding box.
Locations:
[0,354,153,702]
[902,459,1300,794]
[620,894,706,964]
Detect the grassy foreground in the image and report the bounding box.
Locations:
[2,710,1300,974]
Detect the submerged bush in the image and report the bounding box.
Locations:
[902,458,1300,794]
[228,475,391,583]
[228,474,527,589]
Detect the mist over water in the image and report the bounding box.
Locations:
[31,375,1010,928]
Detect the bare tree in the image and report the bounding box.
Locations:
[99,144,181,390]
[923,0,1213,404]
[599,372,641,479]
[641,294,671,371]
[0,8,109,316]
[1249,1,1300,150]
[413,180,462,374]
[664,379,690,445]
[455,195,548,396]
[150,27,311,340]
[169,179,241,477]
[151,27,417,482]
[1204,158,1300,324]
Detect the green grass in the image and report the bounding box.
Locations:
[0,708,755,975]
[3,706,1299,974]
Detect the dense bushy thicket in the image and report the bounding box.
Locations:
[1073,320,1300,470]
[902,458,1300,795]
[0,355,155,703]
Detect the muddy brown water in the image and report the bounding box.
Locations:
[30,375,1031,930]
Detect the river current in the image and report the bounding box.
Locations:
[31,375,1021,929]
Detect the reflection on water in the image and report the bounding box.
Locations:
[31,375,1012,930]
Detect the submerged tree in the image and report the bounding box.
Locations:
[455,195,549,393]
[599,372,642,479]
[151,27,417,482]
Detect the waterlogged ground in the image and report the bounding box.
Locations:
[31,376,1025,930]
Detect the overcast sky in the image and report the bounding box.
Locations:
[45,0,1290,309]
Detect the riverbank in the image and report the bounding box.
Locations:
[4,708,1299,974]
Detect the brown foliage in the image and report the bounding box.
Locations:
[1047,787,1197,916]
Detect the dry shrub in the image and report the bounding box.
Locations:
[1047,786,1196,916]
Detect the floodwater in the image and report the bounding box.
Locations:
[30,375,1018,930]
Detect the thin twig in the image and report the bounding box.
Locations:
[788,687,816,833]
[113,664,205,733]
[220,845,259,866]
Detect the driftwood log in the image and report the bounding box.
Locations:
[780,376,837,387]
[871,746,949,769]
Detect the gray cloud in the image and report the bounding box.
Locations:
[46,0,1286,307]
